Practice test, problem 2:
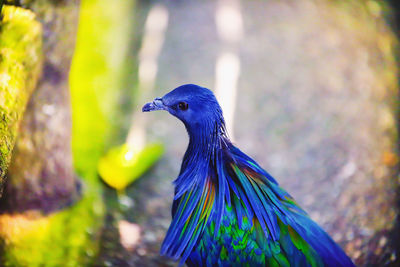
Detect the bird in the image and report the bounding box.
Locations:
[142,84,355,267]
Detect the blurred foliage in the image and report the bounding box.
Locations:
[69,0,136,180]
[98,143,164,191]
[0,5,42,190]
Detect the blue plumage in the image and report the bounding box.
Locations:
[143,84,355,267]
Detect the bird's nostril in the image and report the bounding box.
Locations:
[153,98,164,107]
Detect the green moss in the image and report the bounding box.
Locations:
[0,182,104,267]
[0,5,42,190]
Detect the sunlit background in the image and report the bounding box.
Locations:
[0,0,399,266]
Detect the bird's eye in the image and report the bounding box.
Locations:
[178,102,188,111]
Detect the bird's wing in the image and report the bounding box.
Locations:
[225,145,355,267]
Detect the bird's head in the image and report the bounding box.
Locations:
[143,84,225,138]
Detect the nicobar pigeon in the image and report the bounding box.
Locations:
[142,84,355,267]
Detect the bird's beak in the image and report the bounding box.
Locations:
[142,97,166,112]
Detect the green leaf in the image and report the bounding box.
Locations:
[98,142,164,190]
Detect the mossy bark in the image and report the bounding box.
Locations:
[1,0,80,213]
[0,5,42,195]
[0,0,139,265]
[0,190,104,267]
[0,1,106,266]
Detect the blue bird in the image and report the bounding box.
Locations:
[143,84,355,267]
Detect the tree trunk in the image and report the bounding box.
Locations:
[0,2,105,266]
[0,5,42,196]
[0,0,80,213]
[0,0,137,265]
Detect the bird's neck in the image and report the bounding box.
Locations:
[173,121,228,197]
[185,121,227,163]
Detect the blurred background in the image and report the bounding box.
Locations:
[0,0,399,266]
